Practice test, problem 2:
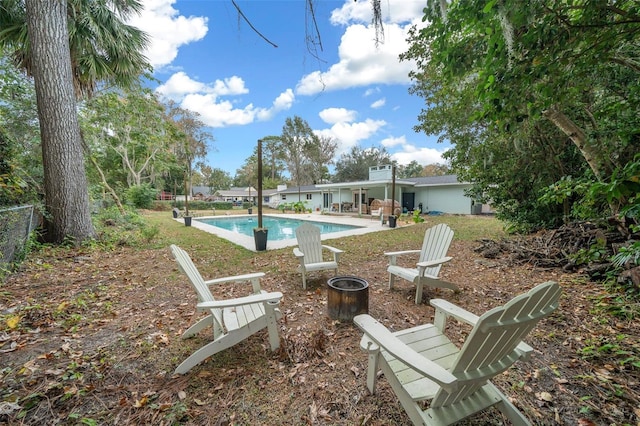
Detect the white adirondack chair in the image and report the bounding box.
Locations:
[354,281,561,426]
[386,223,458,304]
[170,244,283,374]
[293,222,344,289]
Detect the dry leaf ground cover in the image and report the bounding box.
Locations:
[1,212,639,425]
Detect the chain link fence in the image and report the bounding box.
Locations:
[1,205,38,272]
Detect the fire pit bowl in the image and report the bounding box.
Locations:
[327,276,369,322]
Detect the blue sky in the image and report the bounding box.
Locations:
[129,0,450,177]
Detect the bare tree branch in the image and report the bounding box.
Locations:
[231,0,278,48]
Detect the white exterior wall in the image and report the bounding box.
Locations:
[415,185,473,214]
[280,192,324,211]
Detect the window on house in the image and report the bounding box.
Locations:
[306,194,312,200]
[282,195,287,200]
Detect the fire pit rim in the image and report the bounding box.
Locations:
[327,275,369,292]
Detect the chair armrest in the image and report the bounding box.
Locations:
[354,314,457,391]
[203,272,265,286]
[293,247,304,259]
[204,272,265,294]
[197,291,283,310]
[416,256,453,268]
[322,245,344,254]
[430,298,479,331]
[516,342,534,361]
[384,250,420,257]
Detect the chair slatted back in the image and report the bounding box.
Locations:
[432,281,561,407]
[418,223,454,276]
[295,223,324,264]
[170,245,223,326]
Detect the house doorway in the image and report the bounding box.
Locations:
[402,193,415,213]
[352,190,368,213]
[323,192,333,210]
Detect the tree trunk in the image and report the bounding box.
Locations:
[543,105,613,181]
[25,0,95,244]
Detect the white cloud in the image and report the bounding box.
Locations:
[165,82,293,128]
[370,98,386,109]
[392,148,448,166]
[316,118,386,157]
[273,89,295,111]
[212,76,250,96]
[128,0,208,69]
[381,135,449,165]
[364,87,381,97]
[296,1,427,96]
[380,135,406,148]
[181,93,257,127]
[155,72,207,98]
[331,0,425,26]
[156,72,249,100]
[257,89,295,121]
[296,22,416,95]
[319,108,357,124]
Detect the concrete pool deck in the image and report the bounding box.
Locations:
[178,212,393,251]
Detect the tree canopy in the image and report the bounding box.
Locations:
[333,145,391,183]
[403,0,640,230]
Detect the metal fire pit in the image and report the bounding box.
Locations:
[327,276,369,322]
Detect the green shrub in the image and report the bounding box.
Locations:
[124,184,158,209]
[173,200,228,210]
[212,202,233,210]
[412,209,425,223]
[91,206,158,248]
[151,201,172,211]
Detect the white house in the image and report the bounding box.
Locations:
[282,165,485,215]
[191,166,487,215]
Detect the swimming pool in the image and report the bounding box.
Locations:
[196,216,360,241]
[185,213,386,251]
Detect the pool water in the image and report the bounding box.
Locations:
[195,216,360,241]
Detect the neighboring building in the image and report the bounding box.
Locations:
[264,185,285,208]
[157,190,174,200]
[189,185,281,206]
[212,187,257,204]
[191,186,213,200]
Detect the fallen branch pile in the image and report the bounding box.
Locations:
[474,221,627,272]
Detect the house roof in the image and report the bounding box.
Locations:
[290,175,467,192]
[403,175,467,186]
[193,175,466,198]
[191,185,212,195]
[215,187,255,198]
[278,185,323,194]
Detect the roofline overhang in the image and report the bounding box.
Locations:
[316,179,416,190]
[412,182,471,188]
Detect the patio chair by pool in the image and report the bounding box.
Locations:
[293,222,344,289]
[170,244,282,374]
[354,281,562,426]
[370,207,382,221]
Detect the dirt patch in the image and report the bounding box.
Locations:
[1,236,639,425]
